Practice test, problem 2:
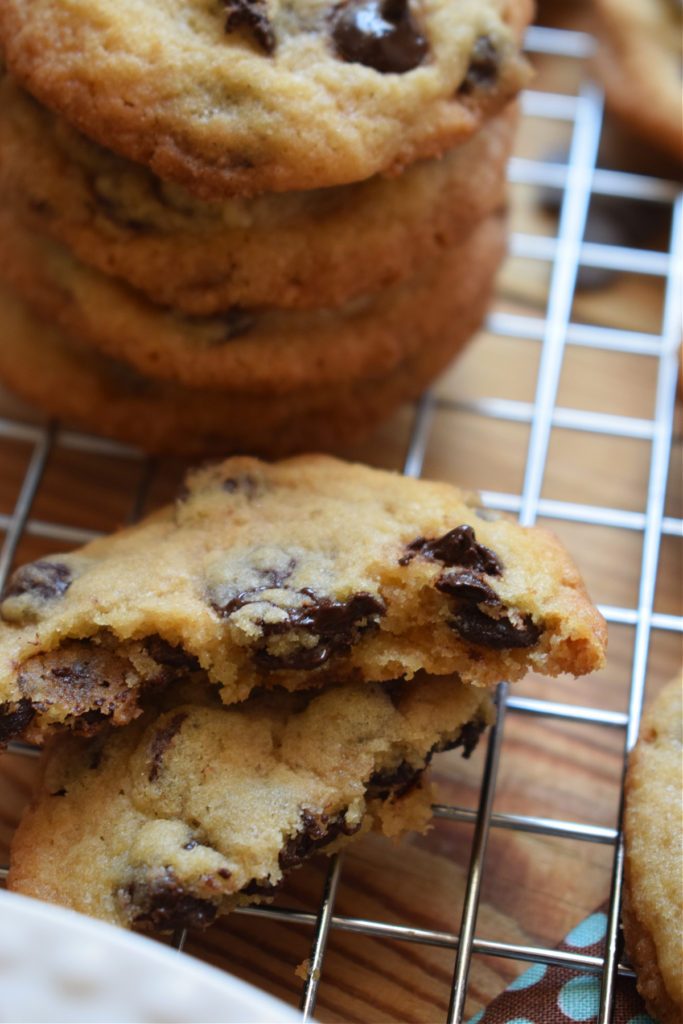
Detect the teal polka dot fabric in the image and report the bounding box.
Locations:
[468,904,658,1024]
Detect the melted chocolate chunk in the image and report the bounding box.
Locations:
[451,605,540,649]
[0,698,35,746]
[143,636,199,671]
[435,570,499,605]
[211,559,297,618]
[434,562,540,652]
[222,0,275,54]
[366,717,488,800]
[367,760,422,800]
[402,521,538,650]
[331,0,428,73]
[1,560,73,613]
[74,709,110,732]
[148,712,189,781]
[252,591,386,671]
[241,878,279,897]
[279,809,360,870]
[401,524,503,575]
[458,35,499,94]
[125,872,218,932]
[441,717,488,759]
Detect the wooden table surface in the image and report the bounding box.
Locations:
[0,7,681,1022]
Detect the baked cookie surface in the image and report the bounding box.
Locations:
[0,75,516,313]
[0,0,532,196]
[0,454,607,744]
[8,673,494,931]
[622,674,683,1024]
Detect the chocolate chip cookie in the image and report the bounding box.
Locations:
[593,0,682,161]
[0,202,504,393]
[622,674,682,1024]
[0,74,517,314]
[0,454,607,745]
[8,672,494,931]
[0,0,533,197]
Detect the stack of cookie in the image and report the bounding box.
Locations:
[0,455,609,932]
[0,0,532,456]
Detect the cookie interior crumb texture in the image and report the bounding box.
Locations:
[0,455,607,746]
[7,673,495,931]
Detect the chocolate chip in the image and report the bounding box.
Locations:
[0,560,73,622]
[367,760,421,800]
[331,0,428,73]
[450,605,540,649]
[279,808,360,871]
[458,35,499,94]
[400,525,503,575]
[143,636,199,671]
[441,717,488,759]
[222,0,275,54]
[209,555,297,617]
[0,698,35,746]
[148,712,188,781]
[435,570,499,605]
[124,872,219,932]
[74,709,110,732]
[436,569,540,650]
[50,788,67,797]
[241,878,278,897]
[252,591,386,670]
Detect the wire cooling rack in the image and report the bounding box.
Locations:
[0,22,681,1024]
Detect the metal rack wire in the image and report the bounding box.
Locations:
[0,23,681,1024]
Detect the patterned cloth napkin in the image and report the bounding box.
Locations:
[468,909,656,1024]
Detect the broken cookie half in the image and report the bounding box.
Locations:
[0,454,607,745]
[8,672,493,932]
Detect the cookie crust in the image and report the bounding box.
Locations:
[0,0,533,196]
